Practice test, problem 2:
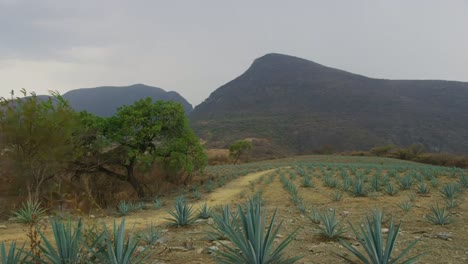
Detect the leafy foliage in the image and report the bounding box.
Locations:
[229,140,253,164]
[79,98,207,197]
[0,90,81,198]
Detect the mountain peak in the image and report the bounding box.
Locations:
[191,53,468,155]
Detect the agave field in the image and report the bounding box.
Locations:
[1,155,467,263]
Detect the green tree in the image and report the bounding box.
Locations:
[79,98,206,197]
[229,140,253,164]
[0,90,80,198]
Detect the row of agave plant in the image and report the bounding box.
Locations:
[280,168,463,227]
[3,194,427,264]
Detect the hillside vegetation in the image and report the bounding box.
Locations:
[190,53,468,156]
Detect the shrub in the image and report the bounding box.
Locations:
[340,209,424,264]
[209,198,301,263]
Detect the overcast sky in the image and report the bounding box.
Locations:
[1,0,467,106]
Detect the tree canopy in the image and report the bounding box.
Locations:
[0,92,206,199]
[0,90,81,198]
[78,98,207,197]
[229,140,253,164]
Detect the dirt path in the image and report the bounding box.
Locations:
[0,168,278,244]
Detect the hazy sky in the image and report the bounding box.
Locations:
[1,0,467,106]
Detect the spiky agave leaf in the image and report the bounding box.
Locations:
[316,208,346,239]
[12,199,46,224]
[165,199,197,227]
[210,198,302,264]
[1,241,29,264]
[34,218,84,264]
[339,209,425,264]
[97,219,151,264]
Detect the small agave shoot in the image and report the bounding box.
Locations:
[198,202,212,219]
[398,200,413,213]
[140,223,160,246]
[166,197,197,226]
[117,201,135,216]
[153,197,163,209]
[210,198,302,264]
[340,209,425,264]
[1,242,28,264]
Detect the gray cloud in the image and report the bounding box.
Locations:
[1,0,467,105]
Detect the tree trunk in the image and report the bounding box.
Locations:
[126,158,145,198]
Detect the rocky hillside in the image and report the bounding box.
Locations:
[190,53,468,155]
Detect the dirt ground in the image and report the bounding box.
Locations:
[1,160,467,263]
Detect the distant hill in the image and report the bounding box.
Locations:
[190,53,468,156]
[63,84,192,116]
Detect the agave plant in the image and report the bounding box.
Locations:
[198,202,212,219]
[117,201,135,216]
[329,190,343,202]
[385,183,398,196]
[315,208,346,239]
[426,204,453,225]
[398,200,413,213]
[97,219,151,264]
[152,197,163,209]
[36,218,84,264]
[13,199,46,224]
[340,209,425,264]
[1,242,28,264]
[210,198,302,263]
[140,223,160,246]
[440,183,460,200]
[166,198,197,226]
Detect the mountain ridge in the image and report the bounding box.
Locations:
[62,84,193,116]
[190,53,468,156]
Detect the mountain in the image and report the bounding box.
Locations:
[63,84,192,116]
[190,53,468,156]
